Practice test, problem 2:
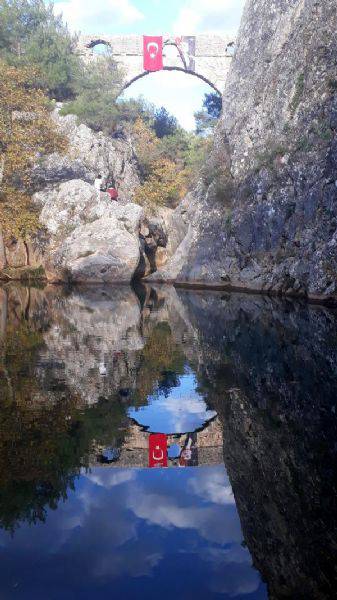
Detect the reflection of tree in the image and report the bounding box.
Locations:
[0,314,128,532]
[132,322,186,406]
[0,390,128,532]
[0,319,44,403]
[0,397,81,531]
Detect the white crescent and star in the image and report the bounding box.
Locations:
[147,42,159,59]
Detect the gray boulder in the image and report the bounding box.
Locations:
[48,218,140,283]
[34,179,143,283]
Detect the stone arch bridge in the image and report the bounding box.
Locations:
[77,34,234,94]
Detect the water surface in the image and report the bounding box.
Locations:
[0,283,336,599]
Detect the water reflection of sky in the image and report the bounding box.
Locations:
[0,466,266,599]
[128,371,217,433]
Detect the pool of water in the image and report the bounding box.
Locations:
[0,283,336,599]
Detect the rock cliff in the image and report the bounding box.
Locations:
[1,111,148,283]
[153,0,337,302]
[33,108,140,204]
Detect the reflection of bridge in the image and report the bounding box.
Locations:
[76,35,234,93]
[91,416,223,468]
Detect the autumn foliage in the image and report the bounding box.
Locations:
[0,60,66,242]
[132,117,209,209]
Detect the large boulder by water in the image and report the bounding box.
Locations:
[34,179,143,283]
[47,217,141,284]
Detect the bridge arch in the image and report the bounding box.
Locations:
[122,65,221,95]
[77,34,234,95]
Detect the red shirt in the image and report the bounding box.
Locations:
[107,188,118,200]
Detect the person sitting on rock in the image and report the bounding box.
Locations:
[94,174,103,192]
[107,182,118,201]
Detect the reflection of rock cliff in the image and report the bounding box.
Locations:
[38,286,144,405]
[176,290,337,600]
[1,282,337,597]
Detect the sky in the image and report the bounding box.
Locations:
[53,0,246,129]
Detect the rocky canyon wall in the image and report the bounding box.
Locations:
[153,0,337,302]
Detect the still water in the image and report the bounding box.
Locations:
[0,284,336,599]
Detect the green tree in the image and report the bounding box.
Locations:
[195,91,222,135]
[0,0,79,100]
[60,52,125,134]
[153,106,179,138]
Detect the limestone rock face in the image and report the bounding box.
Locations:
[154,0,337,301]
[32,110,140,204]
[34,179,143,283]
[48,218,140,283]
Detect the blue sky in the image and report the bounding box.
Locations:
[53,0,246,129]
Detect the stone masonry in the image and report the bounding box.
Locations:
[76,34,234,93]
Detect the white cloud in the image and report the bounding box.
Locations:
[55,0,144,33]
[173,0,246,36]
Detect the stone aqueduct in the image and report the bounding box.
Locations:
[77,34,235,94]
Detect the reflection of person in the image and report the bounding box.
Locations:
[179,433,197,467]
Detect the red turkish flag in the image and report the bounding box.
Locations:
[143,36,163,71]
[149,433,167,468]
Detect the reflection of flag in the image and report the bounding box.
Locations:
[149,433,167,468]
[143,36,163,71]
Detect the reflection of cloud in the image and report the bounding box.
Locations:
[129,491,239,544]
[188,468,235,505]
[128,373,217,433]
[0,467,261,596]
[56,0,144,33]
[201,547,261,597]
[86,469,136,488]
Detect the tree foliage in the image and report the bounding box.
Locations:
[0,0,79,100]
[0,60,66,241]
[152,106,179,138]
[132,117,211,209]
[60,51,125,134]
[195,91,222,135]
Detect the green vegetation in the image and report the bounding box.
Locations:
[194,92,222,135]
[0,59,66,255]
[130,108,212,209]
[0,0,79,100]
[289,73,305,116]
[132,321,186,406]
[0,265,46,281]
[60,51,125,133]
